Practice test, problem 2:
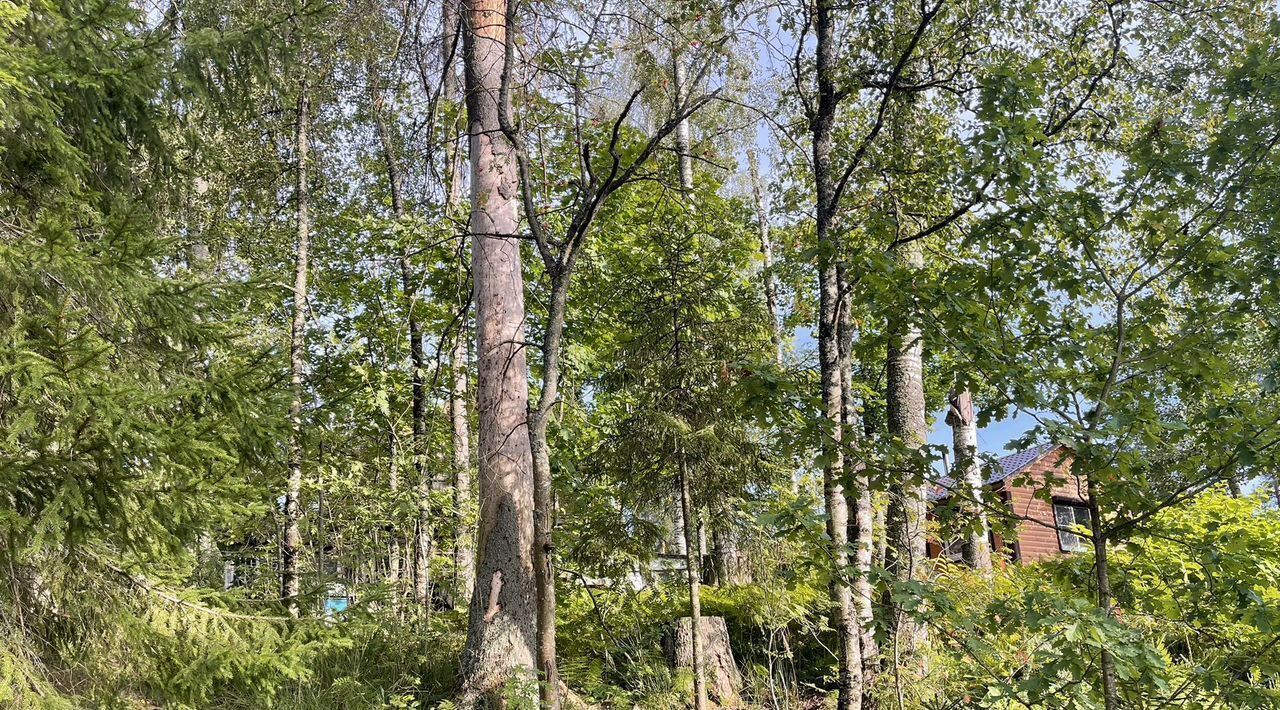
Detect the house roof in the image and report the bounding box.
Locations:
[987,442,1061,485]
[931,442,1062,501]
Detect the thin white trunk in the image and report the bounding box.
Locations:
[814,2,865,705]
[451,330,475,605]
[673,45,707,710]
[947,388,991,571]
[747,149,781,362]
[281,78,311,618]
[884,237,929,656]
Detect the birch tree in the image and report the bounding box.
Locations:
[282,67,312,619]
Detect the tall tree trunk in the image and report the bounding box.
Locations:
[1086,471,1119,710]
[674,55,694,193]
[813,2,864,706]
[947,388,991,571]
[457,0,538,703]
[529,273,567,710]
[883,238,929,660]
[388,428,402,611]
[442,0,467,210]
[838,267,878,704]
[452,326,475,606]
[710,523,749,586]
[673,45,709,710]
[440,0,476,611]
[282,78,311,618]
[413,479,432,609]
[747,149,781,362]
[865,407,889,572]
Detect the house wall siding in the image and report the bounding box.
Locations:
[1003,449,1088,563]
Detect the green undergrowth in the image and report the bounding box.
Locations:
[0,556,463,709]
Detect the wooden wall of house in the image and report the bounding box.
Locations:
[1002,449,1088,563]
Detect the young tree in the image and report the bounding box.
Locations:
[809,2,865,705]
[747,149,782,363]
[282,66,312,618]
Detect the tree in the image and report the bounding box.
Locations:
[281,51,313,619]
[809,2,866,705]
[456,0,539,703]
[488,3,723,703]
[946,389,991,570]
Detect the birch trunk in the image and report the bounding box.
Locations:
[947,389,991,571]
[884,238,929,658]
[388,429,402,610]
[281,78,311,618]
[442,0,467,210]
[373,88,412,613]
[838,266,878,703]
[457,0,539,703]
[673,46,708,710]
[814,2,864,705]
[452,328,475,606]
[747,150,781,362]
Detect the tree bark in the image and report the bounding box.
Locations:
[885,240,926,660]
[838,266,878,704]
[414,479,432,608]
[666,616,742,706]
[813,2,865,706]
[747,149,781,363]
[281,77,311,618]
[1086,471,1120,710]
[679,452,708,710]
[673,45,709,710]
[457,0,539,703]
[674,54,694,193]
[947,389,991,571]
[883,238,929,659]
[440,0,476,612]
[710,524,750,587]
[388,428,402,611]
[452,326,475,606]
[529,273,567,710]
[442,0,467,210]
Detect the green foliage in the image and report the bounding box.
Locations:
[555,578,831,708]
[919,493,1280,708]
[4,0,1280,707]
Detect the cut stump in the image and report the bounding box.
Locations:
[664,615,742,706]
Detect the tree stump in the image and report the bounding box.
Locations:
[664,616,742,706]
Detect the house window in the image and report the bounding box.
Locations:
[1054,501,1092,552]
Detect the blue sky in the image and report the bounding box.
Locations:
[927,407,1041,458]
